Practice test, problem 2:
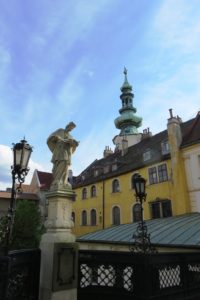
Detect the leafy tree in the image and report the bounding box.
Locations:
[0,200,45,250]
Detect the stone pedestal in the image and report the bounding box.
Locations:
[39,188,77,300]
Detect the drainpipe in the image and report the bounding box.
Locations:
[102,180,105,229]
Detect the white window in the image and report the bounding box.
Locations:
[112,164,117,171]
[161,141,170,155]
[143,150,151,161]
[94,170,99,177]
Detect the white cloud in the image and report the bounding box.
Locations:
[139,63,200,134]
[153,0,200,53]
[0,145,12,187]
[57,64,84,108]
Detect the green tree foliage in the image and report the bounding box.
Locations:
[0,200,45,250]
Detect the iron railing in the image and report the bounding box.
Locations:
[78,250,200,300]
[0,248,41,300]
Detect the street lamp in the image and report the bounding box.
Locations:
[5,139,32,253]
[130,174,156,254]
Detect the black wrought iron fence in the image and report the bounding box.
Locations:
[78,250,200,300]
[0,248,41,300]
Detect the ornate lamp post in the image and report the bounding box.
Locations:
[130,174,156,254]
[5,139,32,253]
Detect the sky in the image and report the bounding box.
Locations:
[0,0,200,190]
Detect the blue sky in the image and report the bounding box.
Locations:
[0,0,200,189]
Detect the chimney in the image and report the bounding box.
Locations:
[142,127,152,139]
[103,146,113,158]
[167,108,182,148]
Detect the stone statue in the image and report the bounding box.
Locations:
[47,122,79,190]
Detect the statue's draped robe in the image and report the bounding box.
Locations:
[47,128,77,188]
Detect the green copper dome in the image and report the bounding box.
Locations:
[114,68,142,135]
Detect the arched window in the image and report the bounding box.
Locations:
[112,179,120,193]
[131,173,139,189]
[90,209,97,226]
[82,188,87,199]
[91,185,96,197]
[132,203,142,222]
[82,210,87,226]
[112,206,120,225]
[71,212,75,223]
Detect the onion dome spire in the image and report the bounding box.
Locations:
[114,68,142,135]
[121,67,132,90]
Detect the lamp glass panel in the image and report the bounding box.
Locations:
[135,181,141,196]
[140,181,145,194]
[134,177,146,197]
[15,148,22,167]
[21,147,31,169]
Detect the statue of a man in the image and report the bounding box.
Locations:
[47,122,79,190]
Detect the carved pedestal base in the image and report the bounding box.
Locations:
[39,188,77,300]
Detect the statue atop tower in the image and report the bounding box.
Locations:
[113,68,142,150]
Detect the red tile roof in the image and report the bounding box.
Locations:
[37,171,53,190]
[182,111,200,147]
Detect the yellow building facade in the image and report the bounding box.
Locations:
[72,72,200,237]
[72,111,200,236]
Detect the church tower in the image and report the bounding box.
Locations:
[113,68,142,150]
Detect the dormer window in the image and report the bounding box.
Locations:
[112,164,117,171]
[94,169,99,177]
[143,149,151,161]
[104,165,110,174]
[161,141,170,155]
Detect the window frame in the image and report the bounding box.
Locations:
[150,200,172,219]
[81,210,87,226]
[112,206,121,225]
[143,149,151,162]
[148,167,158,184]
[90,209,97,226]
[82,187,87,199]
[161,141,170,155]
[112,179,120,193]
[158,163,168,182]
[91,185,96,197]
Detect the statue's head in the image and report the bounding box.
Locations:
[65,122,76,132]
